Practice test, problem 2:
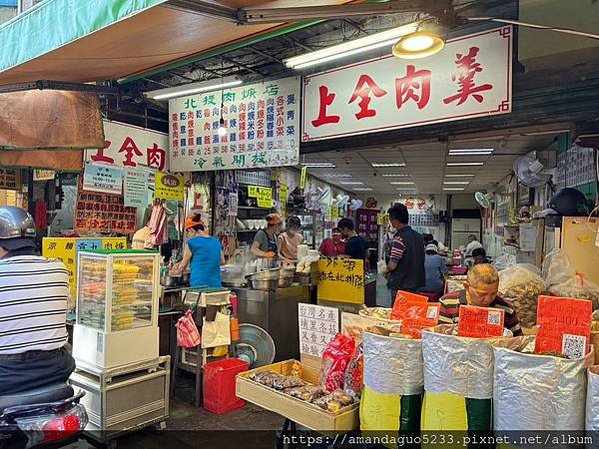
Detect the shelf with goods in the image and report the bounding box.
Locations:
[73,250,161,369]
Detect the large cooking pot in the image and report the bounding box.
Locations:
[246,268,280,291]
[161,274,181,287]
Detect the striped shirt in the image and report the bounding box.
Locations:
[0,256,69,354]
[438,290,523,336]
[389,233,406,264]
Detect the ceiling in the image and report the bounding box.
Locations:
[302,129,560,196]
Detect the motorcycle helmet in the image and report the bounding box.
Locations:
[0,206,36,250]
[549,188,589,216]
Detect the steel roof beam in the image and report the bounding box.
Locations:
[0,80,119,95]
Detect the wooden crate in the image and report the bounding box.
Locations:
[236,359,359,432]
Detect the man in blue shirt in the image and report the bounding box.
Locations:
[386,204,425,302]
[338,218,366,260]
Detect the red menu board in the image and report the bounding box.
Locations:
[75,186,137,235]
[535,295,592,359]
[356,208,379,240]
[458,305,505,338]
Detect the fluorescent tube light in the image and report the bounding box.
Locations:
[340,181,365,185]
[371,163,406,167]
[381,173,409,178]
[389,181,415,185]
[443,181,470,185]
[445,174,475,177]
[353,188,374,191]
[448,148,494,155]
[443,188,466,191]
[147,77,242,100]
[323,173,352,178]
[446,162,484,167]
[284,23,418,70]
[302,162,336,168]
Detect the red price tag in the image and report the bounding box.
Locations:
[401,303,440,338]
[458,305,505,338]
[535,295,592,358]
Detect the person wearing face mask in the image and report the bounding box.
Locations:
[319,227,345,258]
[278,216,303,262]
[0,207,75,394]
[438,263,522,336]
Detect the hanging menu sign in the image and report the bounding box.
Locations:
[303,27,512,142]
[318,258,365,304]
[298,303,339,357]
[83,163,123,195]
[75,181,137,234]
[168,77,301,172]
[155,172,185,201]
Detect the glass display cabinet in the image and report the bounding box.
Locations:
[73,250,161,369]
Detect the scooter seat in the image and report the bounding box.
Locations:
[0,383,74,412]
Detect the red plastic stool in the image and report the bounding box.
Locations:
[202,359,249,415]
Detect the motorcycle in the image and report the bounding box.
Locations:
[0,383,87,449]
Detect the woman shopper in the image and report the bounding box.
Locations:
[278,216,304,262]
[175,213,223,288]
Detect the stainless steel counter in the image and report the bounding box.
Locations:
[232,284,311,361]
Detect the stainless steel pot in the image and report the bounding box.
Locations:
[278,267,295,288]
[246,268,280,290]
[180,272,190,285]
[161,274,181,287]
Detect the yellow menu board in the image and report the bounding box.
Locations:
[248,185,273,208]
[42,237,127,298]
[317,258,365,304]
[155,172,185,201]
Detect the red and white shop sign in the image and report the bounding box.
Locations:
[302,27,512,142]
[85,120,169,171]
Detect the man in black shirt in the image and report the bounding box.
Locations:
[338,218,366,260]
[386,203,425,302]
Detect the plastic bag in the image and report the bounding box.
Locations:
[176,310,201,349]
[543,249,599,308]
[343,343,364,397]
[498,263,546,328]
[313,390,354,413]
[272,375,305,391]
[320,333,356,393]
[201,310,231,348]
[493,254,517,272]
[286,385,326,402]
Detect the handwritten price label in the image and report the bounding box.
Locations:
[458,305,505,338]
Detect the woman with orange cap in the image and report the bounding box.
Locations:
[251,213,282,259]
[175,213,224,288]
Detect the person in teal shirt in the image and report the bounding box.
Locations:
[176,213,224,288]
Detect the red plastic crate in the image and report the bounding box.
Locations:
[203,358,249,415]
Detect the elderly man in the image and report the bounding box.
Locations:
[439,263,522,336]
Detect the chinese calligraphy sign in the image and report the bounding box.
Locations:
[85,120,168,171]
[0,169,20,190]
[303,27,512,142]
[318,258,365,304]
[298,303,339,357]
[168,77,300,172]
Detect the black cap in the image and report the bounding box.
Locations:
[1,237,35,251]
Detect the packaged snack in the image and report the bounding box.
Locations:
[249,371,280,387]
[319,333,356,393]
[290,361,302,378]
[313,390,354,413]
[286,385,326,402]
[343,344,364,397]
[272,375,305,391]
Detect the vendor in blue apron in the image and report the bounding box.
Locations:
[251,213,283,260]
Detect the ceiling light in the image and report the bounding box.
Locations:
[445,174,476,178]
[443,188,466,191]
[340,181,364,185]
[217,117,227,137]
[302,162,336,168]
[284,23,418,70]
[447,162,484,167]
[323,173,352,178]
[389,181,414,185]
[443,181,470,185]
[371,163,406,168]
[147,76,242,100]
[449,148,494,156]
[353,187,374,192]
[392,25,445,60]
[381,173,409,178]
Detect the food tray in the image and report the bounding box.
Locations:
[236,359,359,432]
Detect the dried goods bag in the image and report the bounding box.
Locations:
[543,249,599,309]
[319,333,355,393]
[201,310,231,349]
[421,325,506,433]
[586,366,599,430]
[360,332,423,435]
[493,336,592,431]
[498,262,546,328]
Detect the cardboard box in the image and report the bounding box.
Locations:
[236,359,359,432]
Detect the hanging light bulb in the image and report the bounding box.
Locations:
[217,117,227,137]
[392,20,446,60]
